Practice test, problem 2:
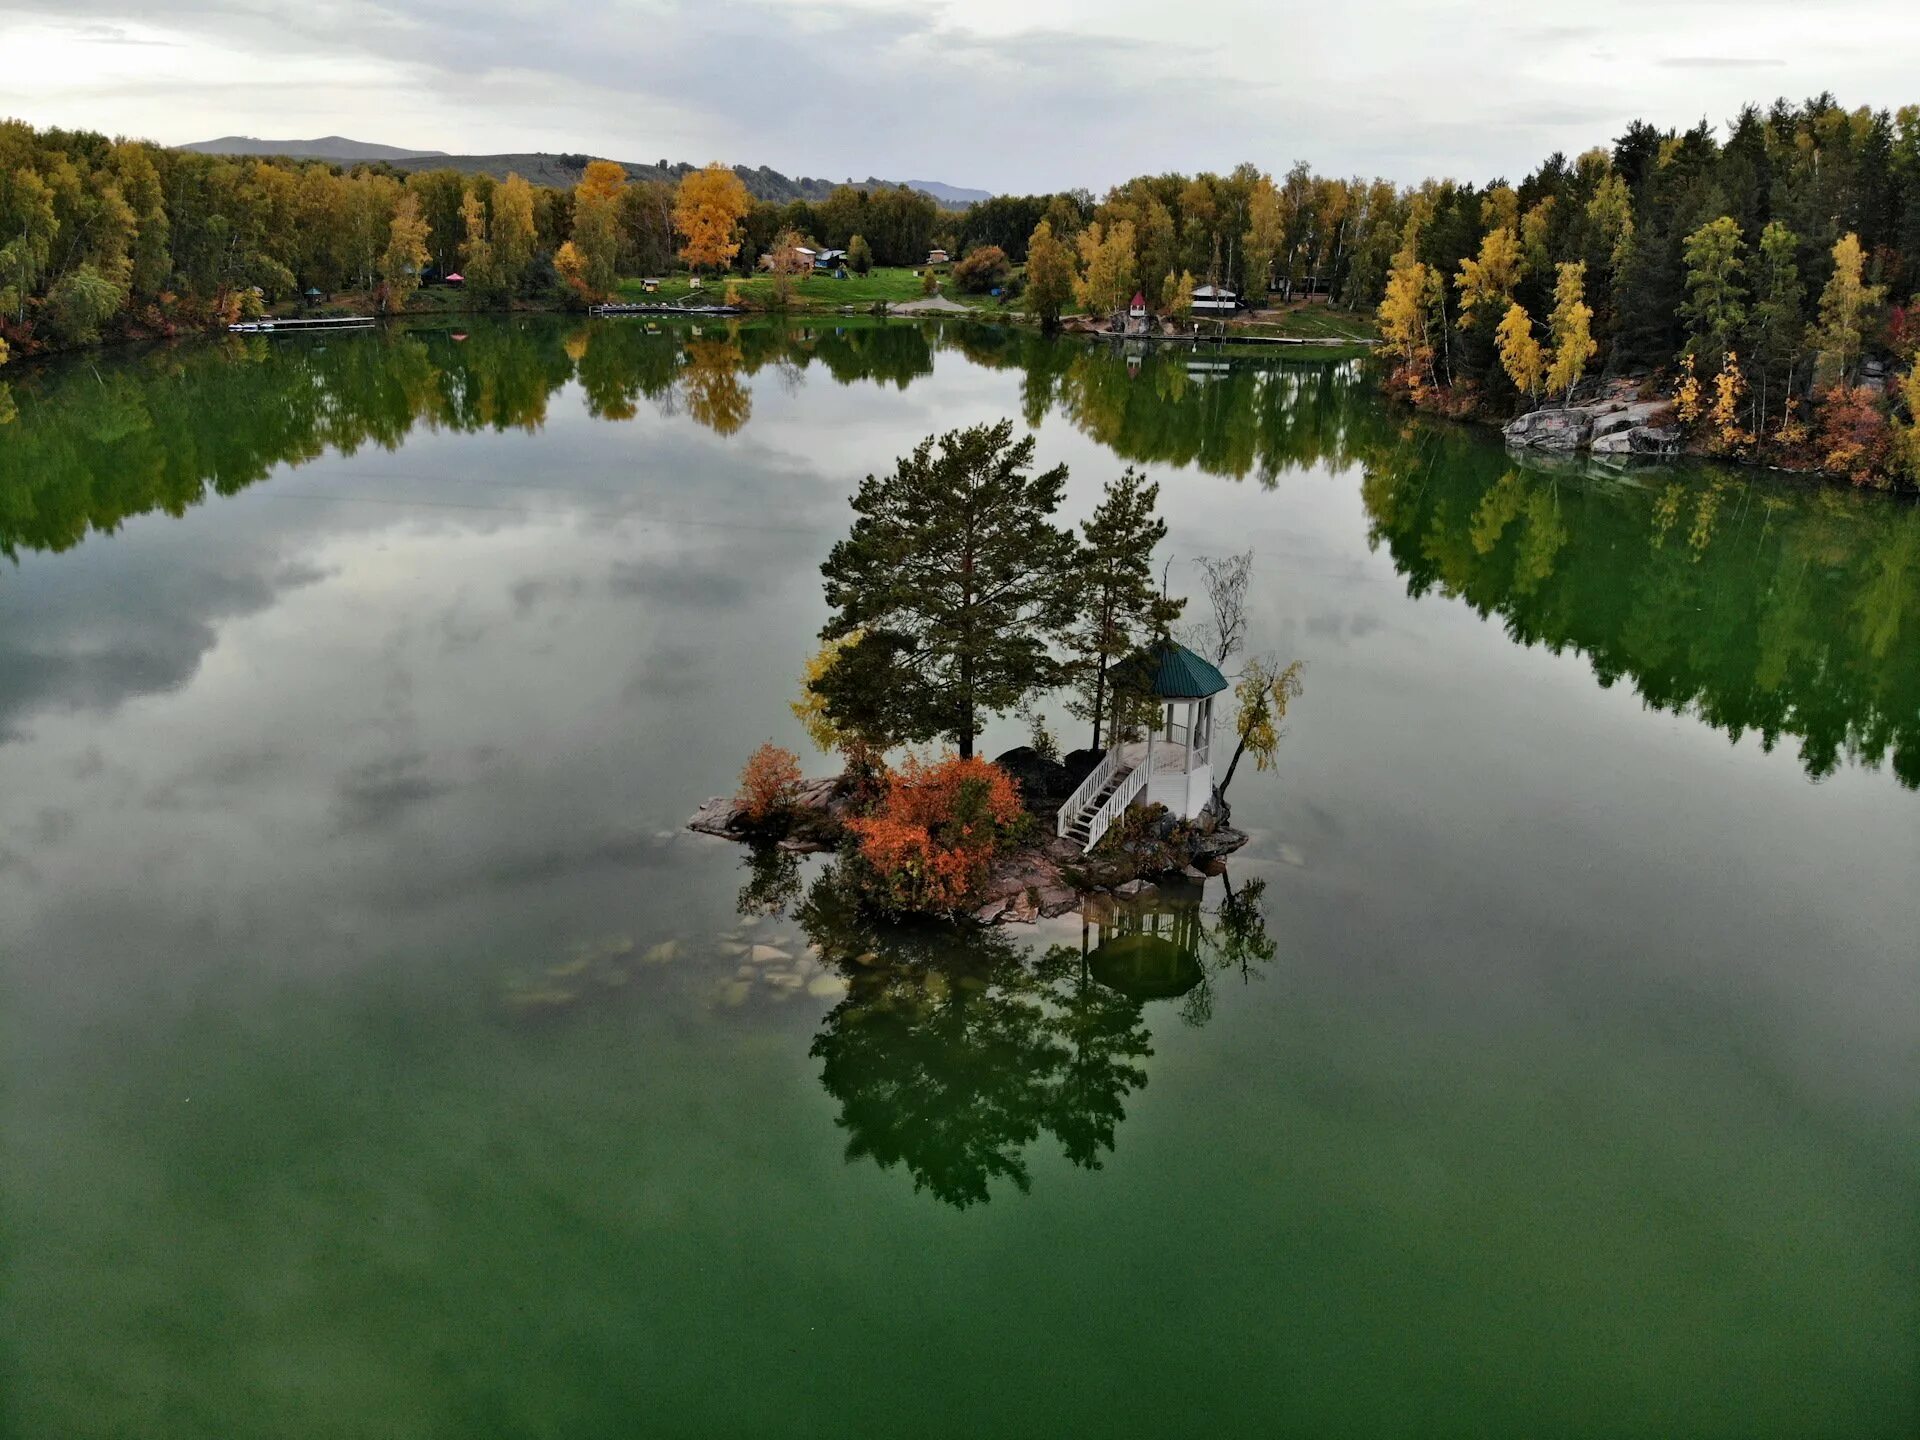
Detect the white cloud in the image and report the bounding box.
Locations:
[2,0,1916,191]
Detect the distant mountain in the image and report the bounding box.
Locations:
[899,180,993,206]
[182,135,448,162]
[180,137,987,208]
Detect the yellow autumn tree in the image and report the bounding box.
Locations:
[1378,215,1443,398]
[493,173,538,295]
[1074,219,1137,317]
[1544,261,1597,398]
[457,189,497,298]
[1706,348,1750,455]
[1166,268,1196,325]
[1455,225,1525,327]
[1023,218,1076,330]
[569,163,624,298]
[553,241,593,304]
[1495,302,1546,398]
[1893,363,1920,486]
[1809,232,1885,388]
[674,163,751,273]
[379,192,431,312]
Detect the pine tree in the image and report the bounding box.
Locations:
[1065,468,1184,751]
[816,421,1079,758]
[1679,215,1749,363]
[1746,220,1804,435]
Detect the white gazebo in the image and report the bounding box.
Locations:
[1057,639,1230,852]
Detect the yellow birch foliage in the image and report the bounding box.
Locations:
[1495,302,1546,397]
[1074,219,1138,316]
[674,163,751,272]
[1708,349,1750,454]
[1673,355,1703,424]
[1892,364,1920,484]
[1455,226,1525,326]
[493,173,538,291]
[1810,232,1885,388]
[379,192,431,312]
[1544,261,1597,397]
[1378,246,1440,395]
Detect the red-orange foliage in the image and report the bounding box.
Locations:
[1812,384,1894,486]
[738,742,802,824]
[846,755,1025,914]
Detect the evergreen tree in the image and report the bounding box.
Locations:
[1745,220,1804,435]
[817,421,1078,758]
[1065,468,1184,752]
[1679,215,1748,363]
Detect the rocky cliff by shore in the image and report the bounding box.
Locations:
[1503,380,1680,459]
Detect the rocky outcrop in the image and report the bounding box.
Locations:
[1504,387,1678,460]
[688,770,1252,926]
[685,776,850,852]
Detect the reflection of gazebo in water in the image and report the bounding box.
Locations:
[1083,880,1207,1001]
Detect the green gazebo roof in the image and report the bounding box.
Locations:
[1114,639,1228,700]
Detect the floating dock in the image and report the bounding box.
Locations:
[229,316,376,334]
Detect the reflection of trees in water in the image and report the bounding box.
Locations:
[797,867,1150,1208]
[8,319,1915,793]
[1360,427,1920,787]
[680,337,751,436]
[795,865,1279,1208]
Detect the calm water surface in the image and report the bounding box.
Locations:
[1,319,1914,1437]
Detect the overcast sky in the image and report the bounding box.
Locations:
[4,0,1917,193]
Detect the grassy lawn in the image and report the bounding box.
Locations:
[612,267,1014,313]
[1237,302,1379,342]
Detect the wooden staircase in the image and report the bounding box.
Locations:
[1058,754,1143,853]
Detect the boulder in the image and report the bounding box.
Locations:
[992,746,1072,807]
[1189,825,1251,865]
[1589,400,1673,440]
[1503,407,1592,451]
[1060,747,1106,791]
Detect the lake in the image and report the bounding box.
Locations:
[1,317,1914,1438]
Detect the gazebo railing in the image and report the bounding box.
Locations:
[1058,748,1122,839]
[1082,763,1148,852]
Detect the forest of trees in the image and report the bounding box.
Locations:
[0,119,946,364]
[4,96,1918,484]
[1363,98,1920,487]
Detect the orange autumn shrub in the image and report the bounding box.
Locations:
[738,742,802,825]
[845,755,1026,914]
[1812,384,1894,487]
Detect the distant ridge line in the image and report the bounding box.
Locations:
[178,137,991,206]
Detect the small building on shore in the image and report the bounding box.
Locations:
[926,247,950,266]
[1191,284,1237,315]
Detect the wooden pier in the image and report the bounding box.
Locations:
[229,316,376,334]
[589,302,743,317]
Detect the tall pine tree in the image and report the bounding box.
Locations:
[817,421,1078,758]
[1065,468,1184,752]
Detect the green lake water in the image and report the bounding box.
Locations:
[0,318,1914,1437]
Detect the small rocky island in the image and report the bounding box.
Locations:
[689,740,1249,926]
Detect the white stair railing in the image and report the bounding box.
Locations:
[1080,763,1147,852]
[1057,748,1121,838]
